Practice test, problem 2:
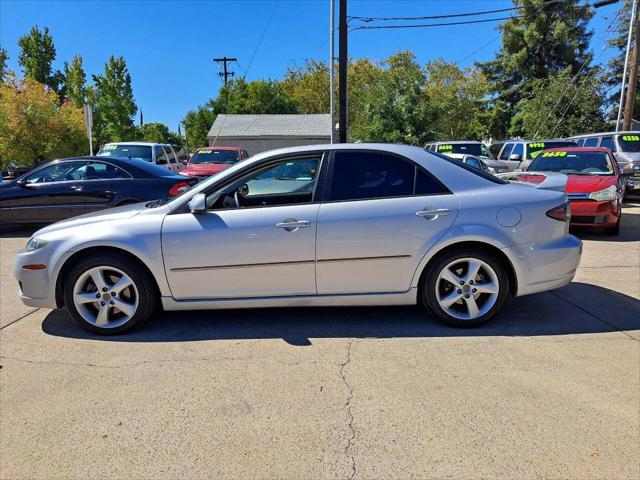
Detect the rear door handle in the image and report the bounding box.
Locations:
[70,185,83,191]
[276,219,310,232]
[416,208,450,220]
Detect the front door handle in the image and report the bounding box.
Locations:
[70,185,83,191]
[416,208,450,220]
[276,219,310,232]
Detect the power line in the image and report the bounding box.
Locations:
[213,57,237,86]
[348,0,563,23]
[243,0,279,78]
[350,15,525,32]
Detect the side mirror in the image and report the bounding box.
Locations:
[16,178,29,188]
[509,154,522,162]
[188,193,206,213]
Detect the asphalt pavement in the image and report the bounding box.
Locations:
[1,201,639,480]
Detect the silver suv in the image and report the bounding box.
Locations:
[97,142,182,174]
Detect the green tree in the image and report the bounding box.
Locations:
[63,55,87,108]
[92,56,137,144]
[512,71,607,137]
[0,48,9,83]
[136,121,182,146]
[481,0,595,138]
[350,51,433,144]
[182,105,217,148]
[605,1,639,120]
[212,78,298,114]
[425,59,490,141]
[281,60,330,113]
[17,26,63,94]
[0,77,87,168]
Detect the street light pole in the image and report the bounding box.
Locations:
[330,0,336,143]
[616,0,639,131]
[338,0,348,143]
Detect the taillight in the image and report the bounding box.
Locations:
[546,202,571,222]
[168,181,191,197]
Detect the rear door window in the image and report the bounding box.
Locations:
[584,137,599,147]
[499,143,514,159]
[600,136,616,152]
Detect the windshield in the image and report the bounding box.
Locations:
[526,141,576,159]
[191,149,239,164]
[98,144,153,162]
[618,134,640,153]
[436,143,491,157]
[528,151,614,175]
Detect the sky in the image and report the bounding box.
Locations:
[0,0,623,131]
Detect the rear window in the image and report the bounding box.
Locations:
[98,144,153,162]
[526,141,577,159]
[191,149,240,164]
[431,151,507,184]
[436,143,490,157]
[528,151,614,176]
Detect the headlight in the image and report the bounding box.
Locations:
[588,185,617,201]
[25,238,49,252]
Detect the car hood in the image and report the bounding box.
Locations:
[565,174,616,193]
[34,202,148,236]
[182,163,231,175]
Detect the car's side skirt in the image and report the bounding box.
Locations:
[161,288,418,311]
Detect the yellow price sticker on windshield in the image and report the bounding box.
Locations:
[622,135,639,141]
[542,151,567,158]
[528,142,545,149]
[198,150,213,154]
[438,144,453,151]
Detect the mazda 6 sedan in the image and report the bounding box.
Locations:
[15,144,582,334]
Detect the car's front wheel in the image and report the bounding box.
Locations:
[63,254,157,334]
[422,249,510,328]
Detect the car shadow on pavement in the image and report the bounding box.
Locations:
[42,282,640,346]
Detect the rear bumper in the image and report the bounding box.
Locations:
[569,200,619,227]
[503,235,582,297]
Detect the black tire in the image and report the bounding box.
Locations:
[63,253,157,335]
[421,248,510,328]
[604,216,621,236]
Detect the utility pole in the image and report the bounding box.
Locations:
[623,1,640,130]
[617,0,639,131]
[213,57,237,86]
[338,0,347,143]
[330,0,336,143]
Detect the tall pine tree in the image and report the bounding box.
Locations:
[92,56,137,144]
[481,0,595,138]
[17,26,64,95]
[63,55,87,108]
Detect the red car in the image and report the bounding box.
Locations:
[526,147,627,235]
[180,146,250,179]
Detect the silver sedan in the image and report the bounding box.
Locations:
[14,144,582,334]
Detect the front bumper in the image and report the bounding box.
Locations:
[14,247,60,309]
[569,199,619,227]
[503,235,582,297]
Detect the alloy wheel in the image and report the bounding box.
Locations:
[435,257,499,321]
[72,266,139,328]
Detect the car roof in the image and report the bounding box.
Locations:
[569,131,639,138]
[103,141,167,147]
[197,146,243,151]
[543,146,611,153]
[507,139,574,143]
[426,140,483,145]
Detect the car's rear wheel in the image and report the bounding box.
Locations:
[63,254,157,334]
[422,249,509,328]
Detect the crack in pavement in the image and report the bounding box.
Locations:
[339,338,356,480]
[0,354,336,370]
[0,308,40,330]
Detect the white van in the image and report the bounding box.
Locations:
[97,142,182,174]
